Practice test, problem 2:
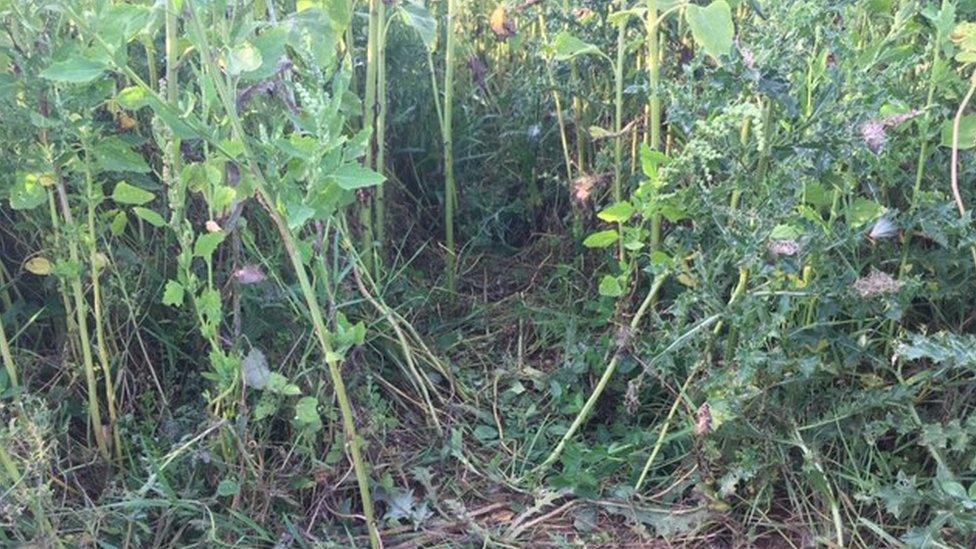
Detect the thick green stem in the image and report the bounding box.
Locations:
[55,182,109,460]
[82,149,122,462]
[613,9,627,259]
[646,0,663,251]
[374,0,388,268]
[262,193,380,548]
[361,0,380,273]
[443,0,458,293]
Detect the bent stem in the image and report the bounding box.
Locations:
[261,192,380,548]
[950,71,976,271]
[535,274,668,477]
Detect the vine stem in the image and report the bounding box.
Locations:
[950,71,976,271]
[534,274,668,477]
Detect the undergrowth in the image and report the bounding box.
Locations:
[2,0,976,547]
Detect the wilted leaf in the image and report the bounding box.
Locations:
[24,257,53,275]
[242,348,271,389]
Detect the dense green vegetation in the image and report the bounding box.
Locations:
[3,0,976,546]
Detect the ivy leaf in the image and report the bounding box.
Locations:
[550,31,603,61]
[334,164,385,190]
[685,1,735,61]
[162,280,184,307]
[112,181,155,205]
[583,230,619,248]
[39,57,107,83]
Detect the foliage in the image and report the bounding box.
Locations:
[2,0,976,547]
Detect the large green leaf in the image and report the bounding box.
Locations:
[112,181,155,205]
[9,172,47,210]
[583,230,619,248]
[551,32,603,61]
[40,57,108,84]
[95,137,151,173]
[227,42,263,76]
[399,0,437,51]
[334,165,385,190]
[940,116,976,149]
[685,1,734,61]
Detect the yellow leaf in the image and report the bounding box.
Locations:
[25,257,53,275]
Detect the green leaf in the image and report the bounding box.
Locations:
[112,181,155,205]
[194,232,226,259]
[684,1,734,61]
[399,0,437,51]
[227,41,262,76]
[132,206,166,227]
[598,201,635,223]
[162,280,185,307]
[940,116,976,149]
[473,425,498,441]
[334,164,385,190]
[216,479,240,497]
[39,57,107,83]
[95,138,150,173]
[599,275,623,297]
[110,210,128,236]
[551,31,603,61]
[846,198,886,229]
[9,172,47,210]
[294,396,322,430]
[941,480,968,500]
[117,86,151,109]
[583,230,619,248]
[640,143,667,180]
